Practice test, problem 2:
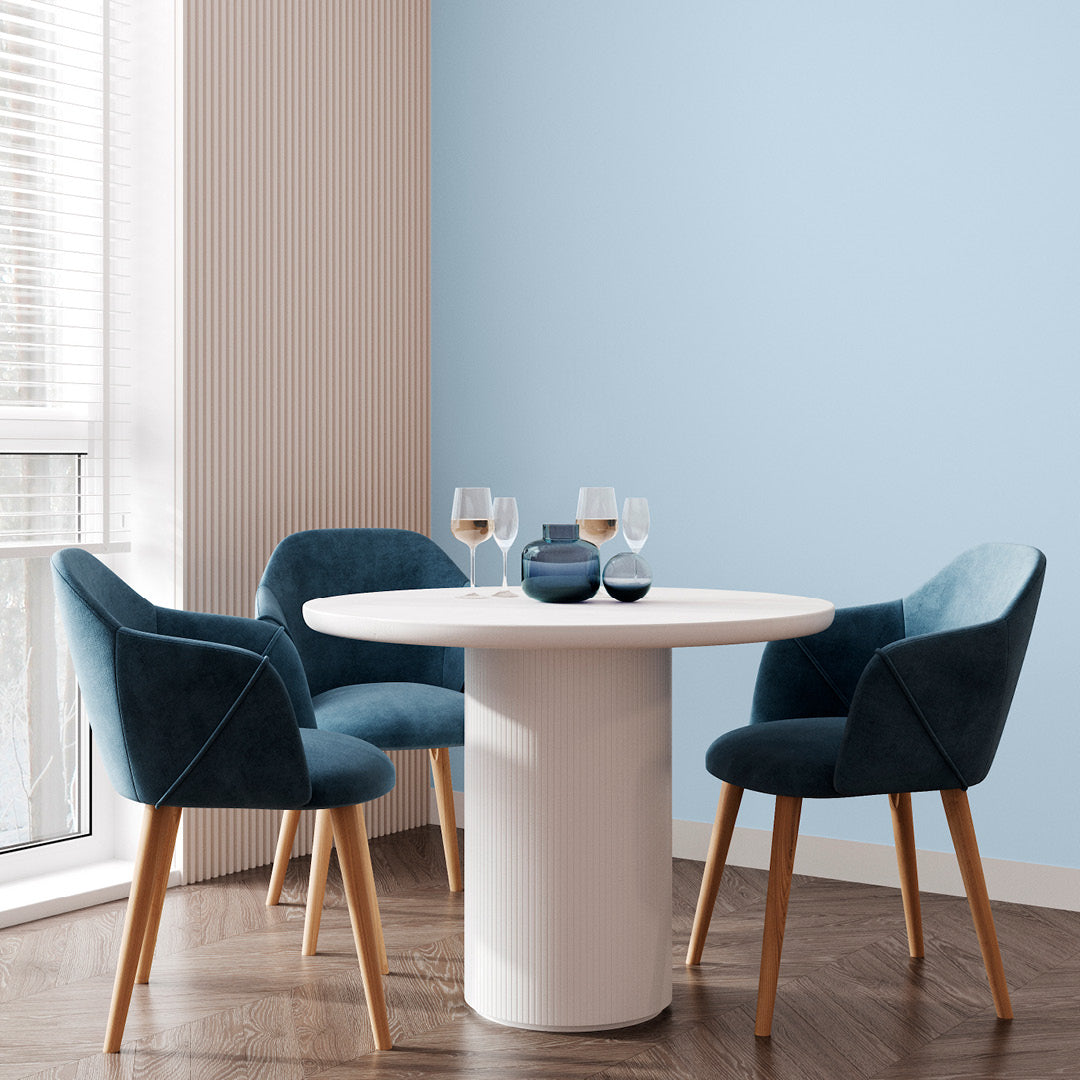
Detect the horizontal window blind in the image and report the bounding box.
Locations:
[0,0,130,558]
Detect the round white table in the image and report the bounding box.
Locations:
[303,586,834,1032]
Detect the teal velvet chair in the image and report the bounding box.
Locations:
[257,528,467,949]
[686,543,1046,1036]
[51,548,398,1053]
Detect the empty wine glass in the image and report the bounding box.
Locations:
[621,497,649,553]
[492,496,519,597]
[451,487,493,597]
[603,497,652,602]
[575,486,618,550]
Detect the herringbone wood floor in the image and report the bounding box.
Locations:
[2,825,1078,1079]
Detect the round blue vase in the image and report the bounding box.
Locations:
[521,524,600,603]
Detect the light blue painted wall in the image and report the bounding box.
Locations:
[430,1,1080,869]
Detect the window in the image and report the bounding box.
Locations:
[0,454,82,851]
[1,0,129,858]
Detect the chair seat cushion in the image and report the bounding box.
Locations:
[313,682,465,751]
[705,716,848,798]
[300,728,396,808]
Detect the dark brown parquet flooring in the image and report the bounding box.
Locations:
[1,825,1078,1079]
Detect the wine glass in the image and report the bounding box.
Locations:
[492,496,519,597]
[575,486,618,550]
[451,487,493,597]
[621,497,649,553]
[602,497,652,602]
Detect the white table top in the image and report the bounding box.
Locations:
[303,586,834,650]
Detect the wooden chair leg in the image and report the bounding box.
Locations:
[888,792,924,958]
[266,808,302,906]
[755,795,802,1037]
[135,805,182,984]
[686,782,743,965]
[104,805,181,1053]
[329,805,393,1050]
[941,788,1012,1019]
[355,803,389,974]
[429,747,463,892]
[302,809,335,956]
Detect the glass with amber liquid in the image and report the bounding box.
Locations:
[451,487,493,597]
[576,487,618,550]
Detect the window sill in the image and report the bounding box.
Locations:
[0,860,176,930]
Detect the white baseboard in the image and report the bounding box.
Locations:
[428,790,1078,912]
[672,818,1080,912]
[0,862,182,929]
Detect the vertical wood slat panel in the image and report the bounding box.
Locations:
[181,1,431,884]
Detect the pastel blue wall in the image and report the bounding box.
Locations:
[430,2,1080,869]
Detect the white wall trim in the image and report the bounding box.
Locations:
[427,794,1078,913]
[5,799,1075,927]
[673,817,1080,913]
[0,862,182,930]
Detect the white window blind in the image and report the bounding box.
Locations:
[1,0,130,558]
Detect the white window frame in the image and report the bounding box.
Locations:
[0,0,179,918]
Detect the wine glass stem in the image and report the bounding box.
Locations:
[501,549,508,589]
[469,545,477,589]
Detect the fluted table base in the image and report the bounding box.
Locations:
[464,646,673,1031]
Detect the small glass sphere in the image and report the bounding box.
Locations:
[602,552,652,602]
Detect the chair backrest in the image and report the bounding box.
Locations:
[52,548,312,808]
[903,541,1044,638]
[834,542,1045,794]
[256,528,467,698]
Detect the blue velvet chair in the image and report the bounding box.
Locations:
[686,543,1046,1036]
[51,548,398,1053]
[257,528,467,945]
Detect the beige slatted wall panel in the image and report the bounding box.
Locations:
[181,0,431,883]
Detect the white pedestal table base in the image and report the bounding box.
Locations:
[464,646,673,1031]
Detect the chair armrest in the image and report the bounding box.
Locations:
[155,607,316,728]
[113,627,313,808]
[157,605,281,651]
[750,600,905,722]
[835,620,1010,795]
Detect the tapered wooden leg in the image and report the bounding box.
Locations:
[941,788,1012,1019]
[686,782,743,965]
[302,810,334,956]
[135,805,182,984]
[755,795,802,1038]
[429,748,463,893]
[888,792,924,958]
[329,805,393,1050]
[355,803,389,974]
[266,809,302,906]
[104,805,180,1053]
[326,807,388,974]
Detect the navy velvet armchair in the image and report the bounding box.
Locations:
[256,528,467,951]
[686,543,1046,1036]
[51,548,398,1052]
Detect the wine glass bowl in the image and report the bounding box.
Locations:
[492,496,519,597]
[621,497,650,554]
[451,487,493,597]
[576,486,618,549]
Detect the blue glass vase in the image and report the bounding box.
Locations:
[521,524,601,603]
